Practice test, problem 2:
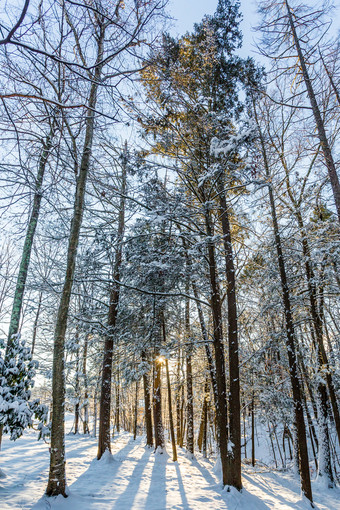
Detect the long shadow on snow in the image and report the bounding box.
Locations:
[31,436,142,508]
[242,472,304,509]
[144,452,167,510]
[70,437,141,492]
[111,446,153,509]
[192,458,272,510]
[174,462,190,509]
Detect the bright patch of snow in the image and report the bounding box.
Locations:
[0,425,339,509]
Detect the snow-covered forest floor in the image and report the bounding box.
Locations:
[1,421,339,510]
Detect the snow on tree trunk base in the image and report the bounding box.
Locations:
[98,449,115,464]
[154,446,169,461]
[185,451,196,460]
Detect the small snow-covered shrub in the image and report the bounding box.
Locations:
[0,335,48,440]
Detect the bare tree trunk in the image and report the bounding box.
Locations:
[133,381,139,440]
[185,291,194,457]
[31,291,42,356]
[255,107,313,504]
[176,347,182,446]
[198,375,209,458]
[192,282,218,407]
[243,411,247,460]
[153,350,165,450]
[251,394,255,467]
[299,352,319,422]
[286,0,340,222]
[186,351,194,456]
[218,177,241,490]
[142,351,153,447]
[46,26,105,497]
[93,383,98,438]
[204,206,229,487]
[296,211,340,450]
[83,333,90,435]
[115,367,120,434]
[74,332,80,435]
[97,146,127,459]
[165,358,177,461]
[6,124,55,350]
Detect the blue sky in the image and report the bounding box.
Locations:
[167,0,340,62]
[168,0,260,57]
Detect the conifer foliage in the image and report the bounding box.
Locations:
[0,335,47,442]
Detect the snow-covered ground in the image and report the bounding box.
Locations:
[0,425,339,510]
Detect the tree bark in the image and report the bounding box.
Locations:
[192,281,218,407]
[204,205,229,487]
[142,351,153,447]
[31,291,42,356]
[6,125,54,350]
[74,330,80,435]
[185,292,194,456]
[46,26,105,497]
[165,358,177,461]
[133,381,139,440]
[251,394,255,467]
[83,333,90,435]
[198,375,209,458]
[115,368,120,434]
[97,144,127,459]
[176,348,184,447]
[218,178,242,490]
[255,106,313,504]
[153,351,165,450]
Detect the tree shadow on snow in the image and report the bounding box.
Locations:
[111,447,153,509]
[242,472,306,509]
[143,452,167,510]
[174,462,190,508]
[193,459,272,510]
[31,437,142,509]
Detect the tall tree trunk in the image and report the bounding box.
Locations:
[198,375,209,458]
[83,333,90,435]
[218,177,241,490]
[176,348,183,447]
[46,27,105,497]
[74,330,80,435]
[186,351,194,455]
[133,380,139,440]
[93,382,98,438]
[97,145,127,459]
[185,292,194,456]
[6,125,54,350]
[293,214,336,485]
[286,0,340,222]
[165,357,177,461]
[255,105,313,504]
[161,318,177,460]
[31,291,42,356]
[142,351,153,447]
[251,394,255,467]
[153,350,165,450]
[204,206,229,487]
[115,367,120,433]
[192,281,218,407]
[296,210,340,449]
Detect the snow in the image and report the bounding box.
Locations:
[0,422,339,510]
